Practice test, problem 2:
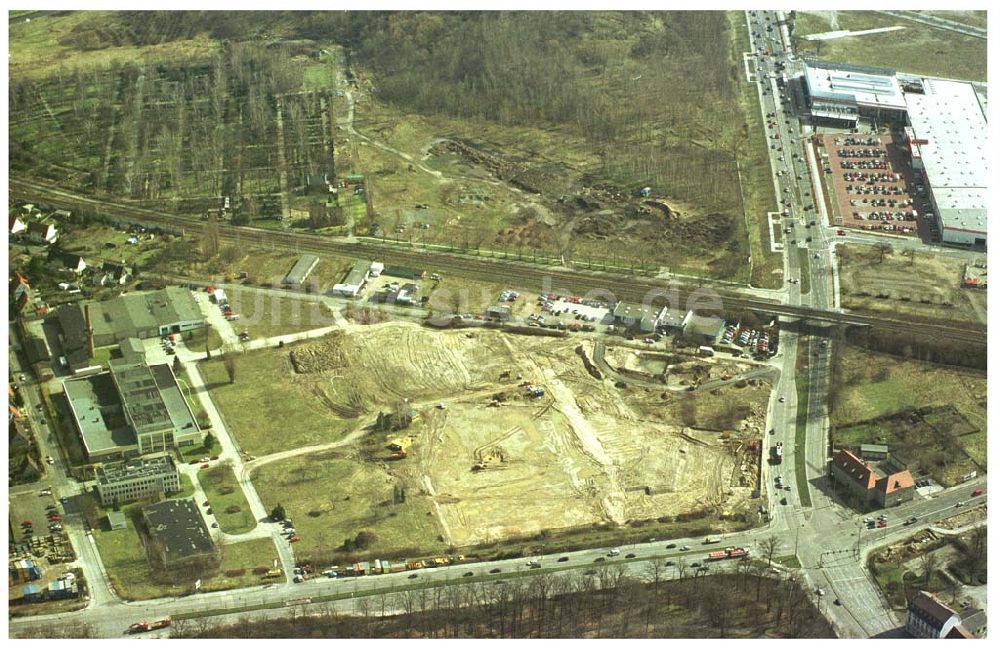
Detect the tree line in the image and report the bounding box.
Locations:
[174,565,834,638]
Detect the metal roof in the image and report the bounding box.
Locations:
[284,254,320,285]
[803,61,906,111]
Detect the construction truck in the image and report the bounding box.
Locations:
[149,618,172,630]
[433,557,449,567]
[264,568,283,579]
[406,560,426,570]
[128,622,151,634]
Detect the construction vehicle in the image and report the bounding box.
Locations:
[406,560,426,570]
[128,622,151,634]
[149,618,172,630]
[707,547,750,561]
[433,557,449,566]
[704,537,721,545]
[721,373,733,381]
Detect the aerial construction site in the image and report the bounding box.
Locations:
[235,321,769,558]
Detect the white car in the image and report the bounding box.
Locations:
[45,456,54,465]
[778,396,786,403]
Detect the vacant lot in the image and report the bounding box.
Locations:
[198,464,256,535]
[92,509,278,600]
[223,287,338,339]
[837,245,987,325]
[200,349,362,457]
[253,453,446,564]
[792,11,986,81]
[242,322,767,561]
[830,344,986,484]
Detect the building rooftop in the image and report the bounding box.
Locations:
[803,60,906,110]
[904,78,988,236]
[833,448,877,489]
[110,361,175,435]
[141,499,215,564]
[284,254,320,285]
[56,288,204,351]
[341,260,370,288]
[64,373,135,456]
[96,452,177,486]
[682,313,726,340]
[860,443,889,455]
[909,591,959,629]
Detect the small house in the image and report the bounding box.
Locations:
[9,214,27,235]
[100,261,133,286]
[26,222,58,245]
[47,249,87,274]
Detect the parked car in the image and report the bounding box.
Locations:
[489,568,501,574]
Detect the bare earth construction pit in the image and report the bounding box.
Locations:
[235,322,769,558]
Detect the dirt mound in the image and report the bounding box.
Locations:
[289,335,346,374]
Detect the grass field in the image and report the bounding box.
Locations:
[730,12,783,289]
[796,249,811,294]
[198,464,256,534]
[837,245,987,325]
[93,510,278,600]
[8,12,220,80]
[200,348,362,456]
[792,11,986,81]
[253,453,446,564]
[830,344,986,484]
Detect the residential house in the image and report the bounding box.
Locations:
[98,261,133,286]
[47,249,87,274]
[10,214,27,235]
[26,222,58,245]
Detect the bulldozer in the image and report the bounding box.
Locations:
[471,445,508,471]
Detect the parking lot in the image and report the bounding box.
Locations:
[8,490,74,565]
[817,133,933,239]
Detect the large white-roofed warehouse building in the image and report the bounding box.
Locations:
[902,79,988,247]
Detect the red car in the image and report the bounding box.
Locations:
[876,521,887,528]
[21,520,32,528]
[201,463,210,469]
[49,514,61,521]
[972,487,983,496]
[289,535,301,543]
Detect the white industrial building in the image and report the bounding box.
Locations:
[903,79,988,247]
[801,60,907,126]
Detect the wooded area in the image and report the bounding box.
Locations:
[175,569,834,638]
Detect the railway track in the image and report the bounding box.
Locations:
[9,176,987,345]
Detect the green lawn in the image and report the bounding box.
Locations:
[93,512,279,600]
[183,326,225,353]
[199,347,360,456]
[796,249,811,294]
[198,463,257,534]
[178,436,223,463]
[175,473,196,499]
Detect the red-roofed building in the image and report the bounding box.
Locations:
[830,448,915,508]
